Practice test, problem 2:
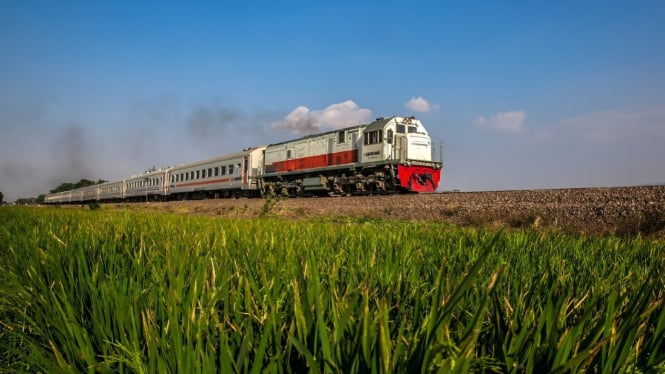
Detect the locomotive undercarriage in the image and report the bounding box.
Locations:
[261,164,402,197]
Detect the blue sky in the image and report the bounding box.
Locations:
[1,1,664,201]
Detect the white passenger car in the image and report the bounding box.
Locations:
[98,180,125,201]
[168,146,267,198]
[124,168,170,201]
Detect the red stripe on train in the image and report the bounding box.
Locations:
[270,150,358,173]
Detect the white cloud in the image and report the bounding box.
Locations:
[271,106,318,135]
[273,100,372,135]
[474,110,526,132]
[318,100,373,129]
[405,96,438,113]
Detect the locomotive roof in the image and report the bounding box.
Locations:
[364,116,393,132]
[267,116,408,147]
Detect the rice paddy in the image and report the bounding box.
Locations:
[1,206,664,373]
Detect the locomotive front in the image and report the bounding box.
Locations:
[361,116,442,192]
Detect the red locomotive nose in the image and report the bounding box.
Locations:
[397,164,441,193]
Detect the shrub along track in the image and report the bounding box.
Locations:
[107,185,665,237]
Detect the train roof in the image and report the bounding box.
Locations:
[266,116,409,147]
[169,145,267,171]
[125,167,172,181]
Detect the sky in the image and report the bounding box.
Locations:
[1,1,664,201]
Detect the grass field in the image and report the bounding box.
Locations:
[1,206,664,373]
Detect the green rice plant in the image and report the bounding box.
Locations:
[0,207,663,373]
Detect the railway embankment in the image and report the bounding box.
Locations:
[110,185,665,237]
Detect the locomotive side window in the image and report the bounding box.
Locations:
[221,166,226,175]
[215,167,219,177]
[229,164,234,174]
[337,130,345,144]
[363,130,383,145]
[287,150,292,159]
[208,168,212,178]
[387,129,393,144]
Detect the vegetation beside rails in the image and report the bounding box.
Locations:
[1,207,664,373]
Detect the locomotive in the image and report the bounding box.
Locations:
[44,116,442,203]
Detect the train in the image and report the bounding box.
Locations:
[44,116,442,203]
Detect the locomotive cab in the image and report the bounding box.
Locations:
[390,117,432,162]
[361,116,434,163]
